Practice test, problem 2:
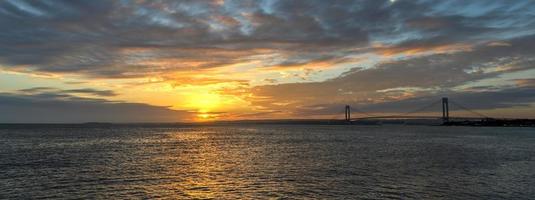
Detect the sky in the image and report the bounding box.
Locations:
[1,0,535,123]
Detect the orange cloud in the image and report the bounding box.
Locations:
[375,43,473,57]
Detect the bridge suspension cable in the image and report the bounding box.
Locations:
[344,97,494,120]
[329,107,348,120]
[448,100,490,119]
[349,99,442,119]
[395,99,443,117]
[349,106,381,117]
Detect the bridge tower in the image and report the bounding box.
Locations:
[442,97,449,123]
[345,105,351,122]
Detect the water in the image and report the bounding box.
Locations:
[0,125,534,199]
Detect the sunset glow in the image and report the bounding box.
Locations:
[3,2,535,199]
[1,0,535,123]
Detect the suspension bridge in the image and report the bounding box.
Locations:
[339,97,534,126]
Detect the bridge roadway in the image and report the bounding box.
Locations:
[344,97,491,123]
[350,116,484,120]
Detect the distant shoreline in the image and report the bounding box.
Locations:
[0,118,534,127]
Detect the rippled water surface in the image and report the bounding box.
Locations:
[1,125,534,199]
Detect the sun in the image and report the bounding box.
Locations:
[197,113,219,120]
[186,92,222,112]
[177,85,249,121]
[198,113,211,119]
[183,92,224,120]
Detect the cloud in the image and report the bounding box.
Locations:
[513,79,535,88]
[250,34,535,117]
[1,0,533,79]
[1,0,535,120]
[18,87,118,97]
[292,87,535,118]
[0,90,195,123]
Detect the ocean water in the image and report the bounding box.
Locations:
[0,124,534,199]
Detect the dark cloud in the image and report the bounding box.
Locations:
[1,0,534,78]
[292,87,535,118]
[1,0,535,120]
[514,79,535,88]
[63,89,117,97]
[251,34,535,115]
[0,91,194,123]
[18,87,118,97]
[360,87,535,113]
